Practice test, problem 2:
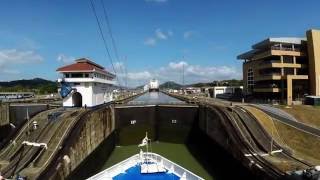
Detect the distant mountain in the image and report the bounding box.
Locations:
[135,79,243,90]
[0,78,57,94]
[0,78,54,87]
[160,81,183,89]
[188,79,243,87]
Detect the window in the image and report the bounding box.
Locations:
[283,56,293,63]
[130,120,136,125]
[171,119,177,124]
[84,73,89,78]
[247,68,254,92]
[71,73,83,78]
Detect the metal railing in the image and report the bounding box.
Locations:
[271,46,301,52]
[87,152,204,180]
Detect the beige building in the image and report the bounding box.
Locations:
[238,29,320,105]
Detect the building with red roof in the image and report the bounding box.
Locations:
[57,58,116,107]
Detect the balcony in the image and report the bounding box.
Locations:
[259,61,305,69]
[253,88,280,93]
[270,46,301,52]
[255,73,282,81]
[58,77,117,85]
[252,49,305,61]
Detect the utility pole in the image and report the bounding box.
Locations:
[182,56,185,86]
[182,63,185,86]
[123,56,128,89]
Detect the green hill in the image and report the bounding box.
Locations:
[0,78,57,94]
[160,81,183,89]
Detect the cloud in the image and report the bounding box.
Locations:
[57,54,74,64]
[127,71,153,80]
[114,62,124,70]
[144,37,157,46]
[117,61,241,87]
[155,29,168,40]
[2,69,20,74]
[0,49,43,75]
[183,31,194,39]
[0,49,43,64]
[168,61,188,70]
[144,29,173,46]
[145,0,168,3]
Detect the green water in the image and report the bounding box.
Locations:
[100,142,212,180]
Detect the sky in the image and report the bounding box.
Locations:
[1,0,320,87]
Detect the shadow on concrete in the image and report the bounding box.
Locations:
[186,121,257,180]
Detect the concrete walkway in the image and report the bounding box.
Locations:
[252,104,320,138]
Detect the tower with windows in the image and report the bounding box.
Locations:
[56,58,116,107]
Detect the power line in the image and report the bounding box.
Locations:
[100,0,126,87]
[124,56,128,88]
[182,56,185,86]
[89,0,121,87]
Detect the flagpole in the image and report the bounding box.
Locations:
[146,131,149,172]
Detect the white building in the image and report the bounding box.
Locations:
[208,86,243,98]
[143,85,149,92]
[149,79,159,92]
[57,58,116,107]
[185,87,201,94]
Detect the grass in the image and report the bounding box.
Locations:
[243,106,320,166]
[276,105,320,129]
[100,142,212,180]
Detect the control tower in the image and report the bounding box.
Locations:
[57,58,116,107]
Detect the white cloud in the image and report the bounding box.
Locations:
[144,37,157,46]
[145,0,168,3]
[57,54,74,64]
[0,49,43,64]
[155,29,168,40]
[127,71,152,80]
[0,49,43,75]
[114,62,124,70]
[183,31,194,39]
[2,69,20,74]
[144,29,173,46]
[118,60,241,87]
[168,61,188,70]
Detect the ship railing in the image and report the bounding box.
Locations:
[87,154,140,179]
[146,152,204,180]
[87,152,204,180]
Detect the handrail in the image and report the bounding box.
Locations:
[87,152,204,180]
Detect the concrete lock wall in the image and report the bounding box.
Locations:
[9,104,49,126]
[1,103,48,143]
[41,104,255,180]
[0,103,10,141]
[198,105,232,150]
[44,106,115,180]
[0,103,10,126]
[115,105,199,145]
